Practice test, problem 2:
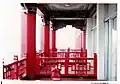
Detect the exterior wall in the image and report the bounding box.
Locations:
[21,12,27,58]
[105,4,117,81]
[36,14,44,53]
[75,29,86,49]
[97,4,117,81]
[40,25,44,52]
[85,4,117,80]
[36,14,41,52]
[86,18,93,58]
[86,13,96,58]
[97,4,105,80]
[75,29,81,49]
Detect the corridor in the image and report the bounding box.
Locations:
[2,3,117,81]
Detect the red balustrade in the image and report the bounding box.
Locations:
[3,48,97,80]
[3,56,27,79]
[37,55,97,77]
[36,48,97,78]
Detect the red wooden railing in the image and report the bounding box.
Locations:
[3,48,97,79]
[3,56,27,79]
[37,56,97,77]
[36,48,97,78]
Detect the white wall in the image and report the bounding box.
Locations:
[86,18,93,57]
[107,4,117,81]
[75,29,81,49]
[101,4,117,81]
[97,4,105,80]
[40,21,44,52]
[86,4,117,80]
[36,13,43,52]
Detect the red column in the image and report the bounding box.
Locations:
[44,20,50,57]
[52,29,56,57]
[26,12,36,79]
[52,29,56,51]
[80,31,86,50]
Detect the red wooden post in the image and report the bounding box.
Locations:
[85,49,87,75]
[52,30,56,50]
[52,29,56,57]
[85,49,87,57]
[83,31,86,50]
[52,29,56,51]
[44,18,50,57]
[65,48,70,75]
[80,48,83,57]
[75,54,76,75]
[94,53,97,77]
[26,9,36,79]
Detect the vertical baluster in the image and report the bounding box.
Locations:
[94,53,97,77]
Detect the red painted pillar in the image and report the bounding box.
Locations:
[80,30,86,57]
[80,30,86,50]
[26,10,36,79]
[44,19,50,57]
[83,31,86,50]
[52,29,56,51]
[52,29,56,57]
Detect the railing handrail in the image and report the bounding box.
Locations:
[39,57,94,60]
[3,58,27,66]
